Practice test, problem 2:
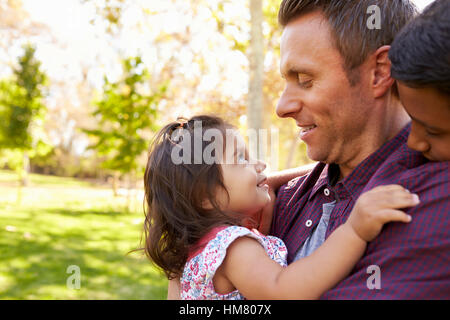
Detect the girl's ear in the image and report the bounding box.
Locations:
[201,198,214,210]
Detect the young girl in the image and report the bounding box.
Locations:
[142,115,418,300]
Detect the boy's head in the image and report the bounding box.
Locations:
[389,0,450,161]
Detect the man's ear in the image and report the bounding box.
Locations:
[371,45,395,98]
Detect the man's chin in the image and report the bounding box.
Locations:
[306,148,329,164]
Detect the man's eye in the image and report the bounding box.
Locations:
[297,74,313,88]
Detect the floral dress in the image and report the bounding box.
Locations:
[180,225,288,300]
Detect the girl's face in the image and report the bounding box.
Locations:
[216,131,271,219]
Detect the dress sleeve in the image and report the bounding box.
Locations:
[201,226,272,284]
[181,226,287,299]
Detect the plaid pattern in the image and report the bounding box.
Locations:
[271,124,450,299]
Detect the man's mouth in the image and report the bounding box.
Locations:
[300,125,317,133]
[299,124,317,139]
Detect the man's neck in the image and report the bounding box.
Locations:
[338,99,410,179]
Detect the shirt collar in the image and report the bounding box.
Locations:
[308,123,411,201]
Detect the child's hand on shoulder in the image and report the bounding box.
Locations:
[346,184,420,242]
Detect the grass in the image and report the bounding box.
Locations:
[0,170,167,299]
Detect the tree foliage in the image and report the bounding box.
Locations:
[0,43,51,184]
[83,56,167,176]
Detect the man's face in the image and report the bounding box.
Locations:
[277,11,373,166]
[397,82,450,161]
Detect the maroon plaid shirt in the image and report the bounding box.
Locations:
[271,124,450,299]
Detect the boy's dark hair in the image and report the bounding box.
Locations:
[389,0,450,96]
[278,0,418,85]
[142,115,245,279]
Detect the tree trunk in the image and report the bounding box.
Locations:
[21,151,30,187]
[248,0,265,160]
[111,172,119,197]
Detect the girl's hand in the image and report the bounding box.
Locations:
[346,185,419,242]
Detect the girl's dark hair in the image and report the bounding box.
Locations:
[142,115,244,279]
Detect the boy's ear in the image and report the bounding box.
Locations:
[371,45,395,98]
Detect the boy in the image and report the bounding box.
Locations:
[389,0,450,161]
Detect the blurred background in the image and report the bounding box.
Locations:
[0,0,434,299]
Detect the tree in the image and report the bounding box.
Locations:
[248,0,265,161]
[83,56,167,204]
[0,43,51,186]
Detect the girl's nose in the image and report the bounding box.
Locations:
[255,159,267,173]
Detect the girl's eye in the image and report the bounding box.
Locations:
[237,152,248,164]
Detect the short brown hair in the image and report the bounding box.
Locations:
[279,0,418,84]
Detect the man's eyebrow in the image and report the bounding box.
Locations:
[280,64,314,78]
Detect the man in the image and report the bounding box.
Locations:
[271,0,449,299]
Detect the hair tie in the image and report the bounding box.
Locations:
[176,117,188,129]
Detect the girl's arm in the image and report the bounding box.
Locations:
[167,278,181,300]
[220,185,418,299]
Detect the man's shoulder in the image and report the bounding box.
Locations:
[368,143,449,192]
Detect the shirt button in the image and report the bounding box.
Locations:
[305,219,313,227]
[324,188,330,196]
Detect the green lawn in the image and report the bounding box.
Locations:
[0,170,167,299]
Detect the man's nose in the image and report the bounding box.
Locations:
[276,86,302,119]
